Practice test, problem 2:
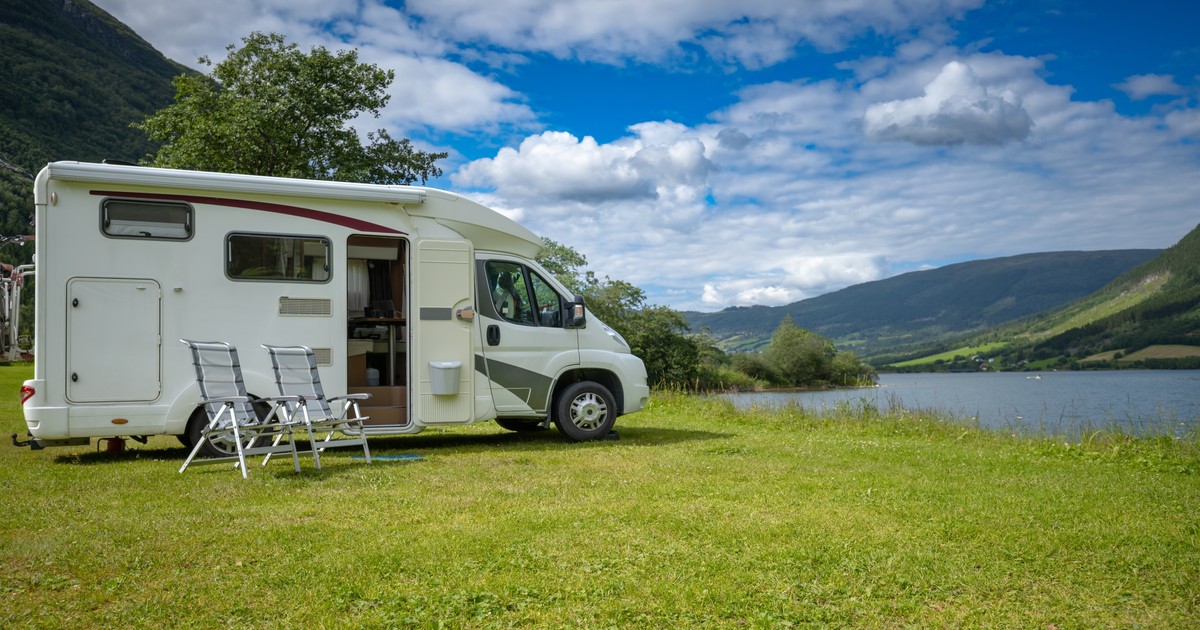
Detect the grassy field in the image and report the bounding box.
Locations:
[2,364,1198,627]
[1081,345,1200,364]
[888,342,1007,368]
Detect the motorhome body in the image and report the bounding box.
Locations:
[19,161,649,451]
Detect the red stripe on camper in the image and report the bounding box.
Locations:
[90,190,407,235]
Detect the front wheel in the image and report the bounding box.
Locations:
[553,381,617,441]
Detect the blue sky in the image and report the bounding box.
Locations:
[91,0,1200,311]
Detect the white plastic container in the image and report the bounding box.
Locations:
[428,361,461,395]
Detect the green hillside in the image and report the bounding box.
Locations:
[884,222,1200,370]
[0,0,187,263]
[988,222,1200,369]
[686,250,1160,357]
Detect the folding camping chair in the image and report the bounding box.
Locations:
[179,339,301,477]
[262,344,372,468]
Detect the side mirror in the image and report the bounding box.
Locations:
[564,294,586,329]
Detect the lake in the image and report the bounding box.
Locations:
[721,370,1200,436]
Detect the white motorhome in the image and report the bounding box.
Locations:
[18,161,649,454]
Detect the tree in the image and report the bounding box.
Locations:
[832,349,877,386]
[535,238,706,387]
[623,306,704,387]
[135,32,446,184]
[536,237,589,293]
[765,315,836,386]
[731,351,777,383]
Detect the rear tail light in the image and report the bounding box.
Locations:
[20,385,34,405]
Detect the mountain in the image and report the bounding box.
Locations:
[981,222,1200,369]
[0,0,187,260]
[686,249,1162,358]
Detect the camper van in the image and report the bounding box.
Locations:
[18,161,649,454]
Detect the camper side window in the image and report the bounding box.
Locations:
[227,233,331,282]
[101,199,192,240]
[485,261,564,327]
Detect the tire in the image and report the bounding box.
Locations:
[553,381,617,442]
[495,418,548,432]
[184,399,273,459]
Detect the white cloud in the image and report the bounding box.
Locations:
[404,0,984,67]
[83,1,1200,312]
[1165,108,1200,138]
[366,54,535,132]
[1115,74,1186,100]
[91,0,536,135]
[452,126,715,217]
[863,61,1033,146]
[453,132,654,202]
[454,47,1200,311]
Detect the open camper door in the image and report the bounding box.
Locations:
[411,239,475,423]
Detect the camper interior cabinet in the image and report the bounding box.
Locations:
[346,236,408,425]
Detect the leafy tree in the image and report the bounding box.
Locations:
[536,237,588,292]
[765,315,836,386]
[135,32,446,184]
[832,349,876,386]
[623,305,704,387]
[535,238,708,387]
[731,351,777,382]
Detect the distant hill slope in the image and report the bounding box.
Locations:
[985,222,1200,368]
[0,0,187,260]
[685,250,1161,357]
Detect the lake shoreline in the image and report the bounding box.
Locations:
[721,369,1200,437]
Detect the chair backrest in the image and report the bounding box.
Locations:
[180,339,258,425]
[263,345,333,417]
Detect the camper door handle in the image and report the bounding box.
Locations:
[487,325,500,346]
[71,373,78,382]
[72,298,79,307]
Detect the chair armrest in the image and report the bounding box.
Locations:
[329,393,373,402]
[260,395,302,403]
[197,395,251,404]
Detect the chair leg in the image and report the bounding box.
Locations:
[359,423,372,463]
[179,421,214,473]
[229,421,249,479]
[306,422,323,470]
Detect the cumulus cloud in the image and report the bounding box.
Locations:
[1165,108,1200,138]
[85,0,1200,312]
[452,125,715,208]
[405,0,984,67]
[467,47,1200,311]
[367,55,534,132]
[1115,74,1186,100]
[700,254,887,308]
[91,0,536,135]
[863,61,1033,146]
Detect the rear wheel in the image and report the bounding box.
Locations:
[184,400,273,458]
[553,381,617,441]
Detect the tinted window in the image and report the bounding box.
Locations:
[530,270,563,327]
[227,233,330,282]
[485,260,565,327]
[102,199,191,240]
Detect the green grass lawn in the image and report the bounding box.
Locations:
[2,364,1197,627]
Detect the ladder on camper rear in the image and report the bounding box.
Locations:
[0,260,33,361]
